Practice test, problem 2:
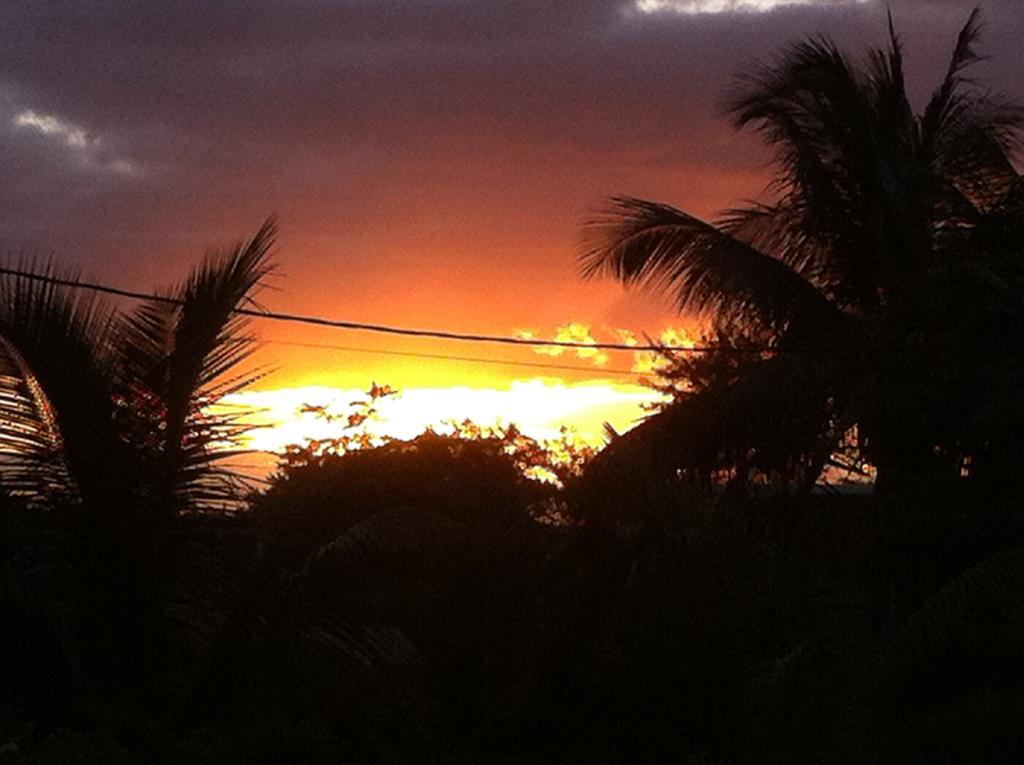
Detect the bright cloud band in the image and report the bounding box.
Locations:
[224,379,662,454]
[635,0,868,14]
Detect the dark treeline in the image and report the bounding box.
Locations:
[3,9,1024,763]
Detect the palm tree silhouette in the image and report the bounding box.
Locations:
[0,219,275,516]
[582,10,1023,493]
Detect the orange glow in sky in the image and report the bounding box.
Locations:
[222,322,700,459]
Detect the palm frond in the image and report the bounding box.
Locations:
[601,422,619,444]
[729,42,879,306]
[727,35,871,207]
[0,336,71,499]
[717,202,830,286]
[920,9,1022,209]
[727,34,927,308]
[920,7,985,149]
[867,13,914,152]
[928,92,1022,210]
[119,217,277,512]
[0,260,130,510]
[581,196,839,332]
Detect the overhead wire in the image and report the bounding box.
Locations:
[0,267,690,470]
[259,338,648,377]
[0,265,780,354]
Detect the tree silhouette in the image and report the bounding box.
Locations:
[0,219,275,516]
[582,10,1023,493]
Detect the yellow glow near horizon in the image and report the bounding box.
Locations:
[218,322,705,469]
[223,378,663,454]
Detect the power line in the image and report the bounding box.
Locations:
[238,307,714,352]
[260,338,647,377]
[0,265,772,354]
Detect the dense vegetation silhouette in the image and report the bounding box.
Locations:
[2,10,1024,763]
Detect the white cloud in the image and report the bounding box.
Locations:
[14,109,90,149]
[634,0,868,15]
[519,322,609,367]
[11,108,138,177]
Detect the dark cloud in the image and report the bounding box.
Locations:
[0,0,1020,338]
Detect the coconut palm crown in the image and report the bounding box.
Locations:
[581,10,1024,493]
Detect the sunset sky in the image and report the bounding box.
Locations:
[4,0,1023,451]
